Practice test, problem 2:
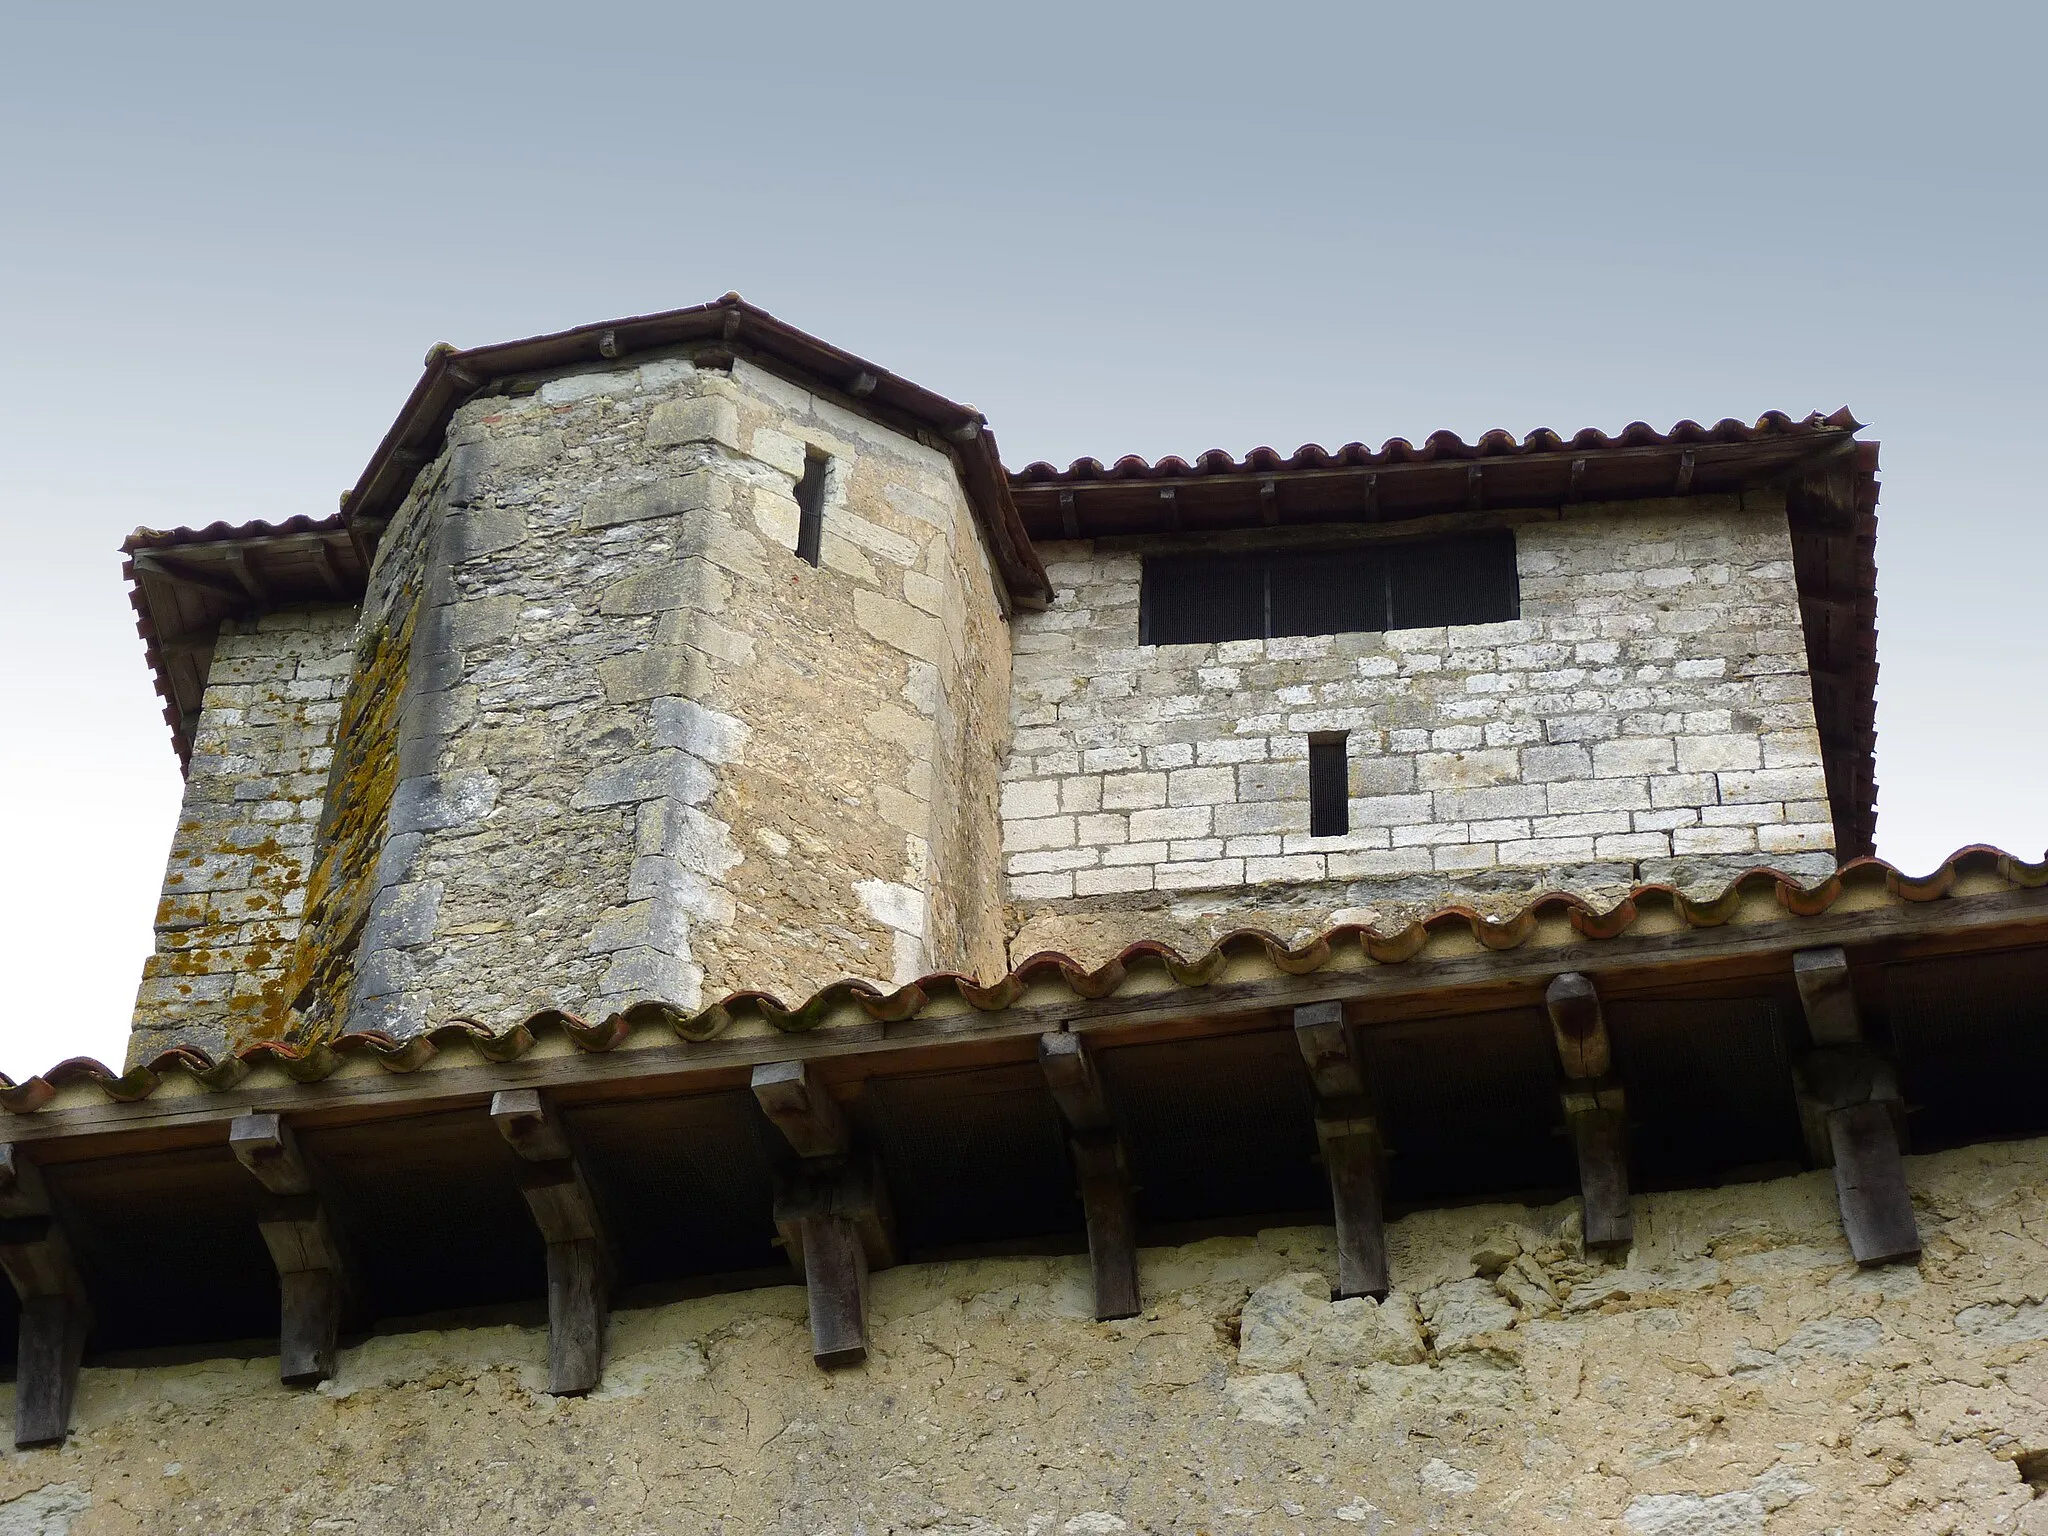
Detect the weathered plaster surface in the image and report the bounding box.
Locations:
[13,1137,2048,1533]
[1004,499,1836,963]
[335,352,1010,1038]
[127,606,357,1063]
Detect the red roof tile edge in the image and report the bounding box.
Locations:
[1011,408,1862,483]
[19,845,2044,1115]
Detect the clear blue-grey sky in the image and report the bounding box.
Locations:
[2,2,2042,1077]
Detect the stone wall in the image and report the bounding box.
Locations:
[1003,496,1836,963]
[12,1135,2048,1532]
[342,351,1011,1039]
[127,605,357,1063]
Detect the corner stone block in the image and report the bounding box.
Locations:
[571,751,715,812]
[580,472,731,531]
[596,647,713,706]
[359,880,444,954]
[651,697,749,765]
[445,594,524,651]
[852,590,945,667]
[388,772,500,835]
[598,559,730,617]
[645,396,742,452]
[444,508,528,563]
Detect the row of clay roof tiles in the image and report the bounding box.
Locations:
[119,410,1863,546]
[1010,407,1862,482]
[13,847,2042,1115]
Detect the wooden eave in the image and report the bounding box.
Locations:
[1,855,2044,1378]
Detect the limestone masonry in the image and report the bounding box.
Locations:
[123,311,1860,1060]
[50,296,2021,1536]
[1005,496,1831,960]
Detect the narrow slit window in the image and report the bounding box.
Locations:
[1308,734,1349,837]
[794,451,829,567]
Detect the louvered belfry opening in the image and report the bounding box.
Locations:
[1139,531,1519,646]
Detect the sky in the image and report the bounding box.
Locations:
[1,1,2042,1079]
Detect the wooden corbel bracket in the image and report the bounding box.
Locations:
[752,1061,897,1367]
[491,1089,616,1394]
[0,1145,92,1447]
[1292,1002,1389,1300]
[1544,972,1633,1250]
[230,1112,355,1387]
[1792,947,1920,1266]
[1039,1031,1142,1321]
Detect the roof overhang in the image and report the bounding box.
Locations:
[345,293,1051,611]
[123,295,1057,764]
[121,515,370,765]
[0,850,2040,1370]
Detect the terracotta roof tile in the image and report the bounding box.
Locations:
[1012,409,1862,484]
[15,846,2042,1116]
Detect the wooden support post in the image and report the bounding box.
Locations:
[491,1090,613,1394]
[0,1146,90,1448]
[771,1156,894,1368]
[1792,947,1920,1266]
[751,1063,896,1367]
[1038,1032,1141,1320]
[1545,973,1633,1250]
[230,1113,351,1386]
[1292,1002,1389,1300]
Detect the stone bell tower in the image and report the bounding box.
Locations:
[128,297,1046,1059]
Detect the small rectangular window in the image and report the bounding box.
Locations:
[1308,734,1349,837]
[1139,531,1517,645]
[794,451,828,567]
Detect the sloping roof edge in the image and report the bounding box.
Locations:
[1011,407,1865,482]
[343,292,1051,610]
[17,846,2042,1117]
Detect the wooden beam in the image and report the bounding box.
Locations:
[750,1061,848,1158]
[753,1063,894,1367]
[222,547,270,605]
[230,1112,350,1385]
[310,538,348,599]
[1790,948,1920,1266]
[490,1090,612,1395]
[1039,1032,1140,1319]
[771,1156,895,1368]
[0,1145,91,1447]
[1827,1101,1921,1266]
[131,553,247,603]
[1292,1003,1387,1299]
[1038,1030,1115,1133]
[1793,946,1863,1047]
[1563,1087,1632,1249]
[1544,973,1633,1249]
[1543,972,1611,1080]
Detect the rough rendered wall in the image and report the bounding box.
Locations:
[126,606,356,1064]
[13,1137,2048,1532]
[1004,497,1834,963]
[344,353,1009,1039]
